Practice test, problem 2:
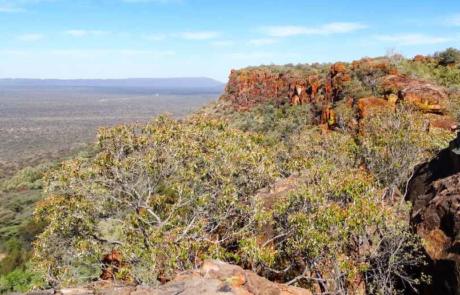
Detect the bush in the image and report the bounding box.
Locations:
[220,103,314,145]
[33,116,280,286]
[0,164,51,192]
[0,265,45,293]
[359,105,454,190]
[435,47,460,66]
[32,117,431,293]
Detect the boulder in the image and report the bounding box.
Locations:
[357,97,391,118]
[380,75,448,113]
[424,114,458,131]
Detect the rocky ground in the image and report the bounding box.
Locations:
[28,261,311,295]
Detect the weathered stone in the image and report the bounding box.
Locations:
[58,288,93,295]
[357,97,391,118]
[424,114,458,131]
[50,261,312,295]
[380,75,448,113]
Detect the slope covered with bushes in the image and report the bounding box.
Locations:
[11,48,460,294]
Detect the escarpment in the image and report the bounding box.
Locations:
[220,57,457,132]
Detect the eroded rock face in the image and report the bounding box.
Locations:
[41,261,311,295]
[406,133,460,295]
[222,63,350,111]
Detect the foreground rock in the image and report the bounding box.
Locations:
[32,260,311,295]
[406,133,460,295]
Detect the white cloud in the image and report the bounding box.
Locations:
[210,40,235,47]
[65,30,109,37]
[248,38,277,46]
[142,33,167,41]
[446,14,460,26]
[0,49,175,58]
[179,31,219,40]
[226,51,275,60]
[17,33,44,41]
[0,5,23,12]
[0,0,53,13]
[375,34,451,46]
[261,22,367,37]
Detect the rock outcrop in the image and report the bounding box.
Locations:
[222,62,350,111]
[220,57,456,132]
[406,133,460,295]
[380,75,448,113]
[33,261,311,295]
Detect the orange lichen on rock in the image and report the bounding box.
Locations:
[357,97,391,118]
[222,62,352,110]
[413,54,428,62]
[380,75,448,113]
[100,250,122,280]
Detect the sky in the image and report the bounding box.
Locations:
[0,0,460,82]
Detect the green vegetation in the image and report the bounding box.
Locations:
[435,47,460,67]
[32,101,451,293]
[359,104,453,190]
[0,166,49,293]
[0,148,97,293]
[398,49,460,89]
[3,49,460,294]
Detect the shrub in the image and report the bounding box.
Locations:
[0,164,51,192]
[397,58,460,88]
[240,128,425,294]
[222,103,314,144]
[33,116,280,285]
[435,47,460,66]
[31,111,437,293]
[0,265,45,293]
[359,105,454,190]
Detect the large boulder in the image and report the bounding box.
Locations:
[380,75,448,113]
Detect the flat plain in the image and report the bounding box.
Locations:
[0,85,219,178]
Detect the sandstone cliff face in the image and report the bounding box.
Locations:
[222,62,350,111]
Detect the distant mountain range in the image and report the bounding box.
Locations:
[0,77,225,94]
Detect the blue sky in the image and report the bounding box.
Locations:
[0,0,459,81]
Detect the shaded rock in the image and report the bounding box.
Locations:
[406,133,460,294]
